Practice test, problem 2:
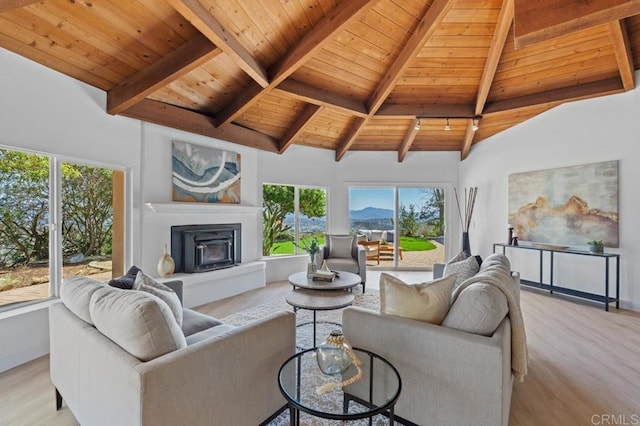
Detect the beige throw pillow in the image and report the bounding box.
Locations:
[329,235,354,258]
[134,271,183,327]
[380,273,456,324]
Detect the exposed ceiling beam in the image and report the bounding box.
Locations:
[120,99,279,153]
[278,104,324,154]
[376,103,475,118]
[168,0,269,87]
[514,0,640,48]
[483,77,624,114]
[476,0,514,115]
[275,79,368,117]
[0,0,39,13]
[608,20,635,91]
[398,119,420,162]
[335,117,369,161]
[460,120,476,160]
[107,35,220,115]
[268,0,376,85]
[215,0,376,128]
[366,0,454,114]
[336,0,453,161]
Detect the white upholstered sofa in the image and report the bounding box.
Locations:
[342,254,521,426]
[50,275,295,426]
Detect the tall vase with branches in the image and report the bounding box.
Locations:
[454,187,478,256]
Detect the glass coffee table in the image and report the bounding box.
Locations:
[278,347,402,425]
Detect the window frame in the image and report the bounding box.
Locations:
[261,183,329,257]
[0,144,129,313]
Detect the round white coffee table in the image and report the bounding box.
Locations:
[288,270,361,291]
[285,289,355,347]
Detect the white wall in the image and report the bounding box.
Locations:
[459,75,640,311]
[258,146,461,280]
[0,48,142,372]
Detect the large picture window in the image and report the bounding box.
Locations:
[0,148,125,310]
[348,185,446,268]
[262,184,327,256]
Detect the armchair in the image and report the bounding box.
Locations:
[317,234,366,292]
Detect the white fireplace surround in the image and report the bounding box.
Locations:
[143,202,265,308]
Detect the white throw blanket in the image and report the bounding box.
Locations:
[451,267,528,382]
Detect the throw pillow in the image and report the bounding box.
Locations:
[329,235,354,258]
[89,286,186,361]
[442,283,509,336]
[133,271,183,327]
[443,251,480,289]
[108,265,141,289]
[379,273,456,324]
[60,276,106,324]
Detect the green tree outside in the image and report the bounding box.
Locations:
[262,185,326,256]
[0,149,114,268]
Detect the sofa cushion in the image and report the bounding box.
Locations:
[108,265,141,289]
[133,271,183,327]
[379,273,456,324]
[185,324,236,345]
[370,230,384,242]
[325,258,359,274]
[442,283,509,336]
[89,286,187,361]
[329,235,355,258]
[60,276,106,325]
[182,308,224,337]
[444,251,480,289]
[357,229,372,241]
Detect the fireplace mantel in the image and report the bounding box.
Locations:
[145,202,261,214]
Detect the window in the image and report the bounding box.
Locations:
[0,147,125,310]
[349,186,446,268]
[262,184,327,256]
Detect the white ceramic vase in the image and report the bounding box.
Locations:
[157,244,175,278]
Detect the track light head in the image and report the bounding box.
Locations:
[472,118,479,131]
[444,118,451,131]
[414,118,421,131]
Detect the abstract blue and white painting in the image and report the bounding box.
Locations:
[172,141,241,203]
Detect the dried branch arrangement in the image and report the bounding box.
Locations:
[454,187,478,232]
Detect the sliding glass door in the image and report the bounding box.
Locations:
[349,185,445,269]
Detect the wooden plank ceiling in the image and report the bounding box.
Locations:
[1,0,639,161]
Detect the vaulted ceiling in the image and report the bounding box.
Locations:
[1,0,640,161]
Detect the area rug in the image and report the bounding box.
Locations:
[221,290,393,425]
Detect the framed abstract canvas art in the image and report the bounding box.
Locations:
[508,161,618,247]
[172,141,241,204]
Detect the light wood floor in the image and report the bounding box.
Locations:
[1,277,639,425]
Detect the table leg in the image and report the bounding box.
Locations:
[313,310,317,347]
[605,258,610,312]
[616,257,620,309]
[389,407,395,425]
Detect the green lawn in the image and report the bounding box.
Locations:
[269,235,436,255]
[396,236,437,251]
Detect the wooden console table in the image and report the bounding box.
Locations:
[493,243,620,311]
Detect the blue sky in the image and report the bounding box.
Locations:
[349,187,433,211]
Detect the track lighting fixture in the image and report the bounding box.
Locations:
[444,118,451,131]
[472,118,479,131]
[414,118,421,131]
